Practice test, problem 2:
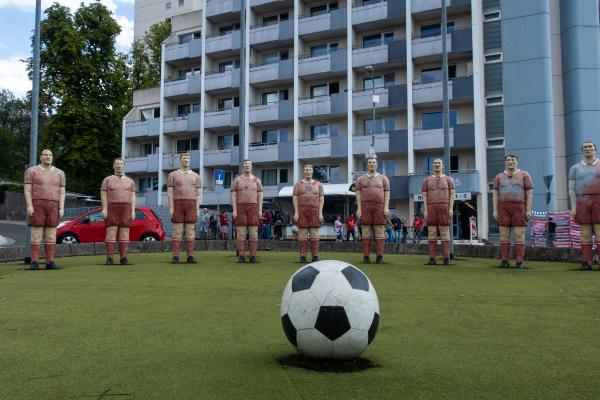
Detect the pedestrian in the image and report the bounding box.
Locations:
[546,216,556,248]
[412,214,424,243]
[391,214,401,243]
[199,208,209,240]
[345,213,356,241]
[209,213,218,239]
[334,215,343,242]
[262,208,273,242]
[401,218,408,243]
[220,210,229,240]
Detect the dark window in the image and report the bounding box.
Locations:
[279,169,288,183]
[329,81,339,94]
[223,172,232,188]
[176,138,199,152]
[219,23,240,35]
[262,169,278,186]
[363,74,395,90]
[313,165,329,182]
[421,65,456,84]
[262,130,279,144]
[217,96,239,111]
[422,111,458,129]
[177,104,191,116]
[310,84,328,98]
[364,117,395,134]
[420,21,455,38]
[135,209,147,220]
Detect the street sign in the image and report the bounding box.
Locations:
[413,192,471,202]
[372,94,380,104]
[214,169,225,185]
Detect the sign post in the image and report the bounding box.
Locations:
[214,169,225,212]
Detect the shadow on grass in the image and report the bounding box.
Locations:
[277,354,378,373]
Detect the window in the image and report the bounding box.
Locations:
[310,123,339,140]
[262,12,288,25]
[218,133,239,149]
[485,95,503,106]
[192,103,200,113]
[313,165,339,183]
[165,1,171,10]
[363,74,395,90]
[421,111,458,129]
[262,169,278,186]
[484,52,502,63]
[177,104,191,117]
[218,60,239,72]
[217,96,239,111]
[140,142,158,156]
[310,82,338,98]
[262,50,288,64]
[422,156,458,174]
[329,165,340,183]
[135,209,147,220]
[178,0,184,6]
[279,169,288,184]
[310,2,338,16]
[140,107,160,121]
[177,67,200,79]
[179,31,201,44]
[310,42,338,57]
[223,171,232,188]
[139,177,159,192]
[483,10,501,21]
[261,89,288,105]
[219,23,240,35]
[362,32,394,48]
[364,116,395,134]
[487,137,505,148]
[261,130,279,144]
[420,65,456,84]
[420,21,455,38]
[176,138,199,153]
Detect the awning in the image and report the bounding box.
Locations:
[278,183,356,198]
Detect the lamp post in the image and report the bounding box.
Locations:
[364,65,379,157]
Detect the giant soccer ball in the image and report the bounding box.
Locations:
[280,260,380,360]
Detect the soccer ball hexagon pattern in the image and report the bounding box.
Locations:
[280,260,380,360]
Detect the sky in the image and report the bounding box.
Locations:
[0,0,135,98]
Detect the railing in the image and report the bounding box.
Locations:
[249,141,279,147]
[412,26,470,40]
[250,19,289,30]
[205,68,237,76]
[205,29,239,39]
[299,6,346,19]
[164,72,200,83]
[249,101,283,108]
[409,169,477,176]
[352,38,404,50]
[250,59,290,68]
[298,47,346,59]
[352,0,386,6]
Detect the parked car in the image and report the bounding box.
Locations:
[56,207,165,244]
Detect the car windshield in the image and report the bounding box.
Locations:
[87,211,104,223]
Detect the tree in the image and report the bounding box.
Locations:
[131,20,171,90]
[0,89,37,180]
[30,2,131,196]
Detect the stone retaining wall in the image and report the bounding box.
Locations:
[0,240,583,263]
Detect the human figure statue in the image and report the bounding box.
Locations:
[24,149,66,270]
[422,158,455,265]
[355,155,390,264]
[568,141,600,270]
[231,160,263,263]
[293,164,325,263]
[167,153,202,263]
[492,154,533,269]
[101,158,136,265]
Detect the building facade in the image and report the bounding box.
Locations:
[123,0,600,240]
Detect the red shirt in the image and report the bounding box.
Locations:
[24,165,66,202]
[356,173,390,205]
[493,170,533,203]
[346,216,356,230]
[422,175,455,204]
[231,175,262,204]
[220,213,228,226]
[167,169,201,200]
[293,179,324,208]
[101,175,135,204]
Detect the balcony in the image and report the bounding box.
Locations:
[164,74,202,100]
[249,19,293,48]
[205,30,241,56]
[298,7,346,39]
[163,113,201,134]
[298,93,347,119]
[204,107,240,129]
[408,170,480,196]
[248,143,279,163]
[249,59,293,86]
[162,150,200,170]
[298,49,347,78]
[164,39,202,65]
[204,68,240,92]
[353,85,407,111]
[352,40,406,68]
[125,118,159,138]
[411,28,472,61]
[250,0,293,11]
[413,123,474,151]
[249,100,293,124]
[352,130,408,155]
[411,0,470,15]
[206,0,241,21]
[298,136,348,159]
[412,76,473,106]
[203,187,231,205]
[352,0,405,31]
[204,147,236,167]
[124,154,159,173]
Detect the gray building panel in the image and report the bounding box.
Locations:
[503,59,552,106]
[279,19,294,41]
[562,70,600,114]
[451,76,473,100]
[330,49,347,72]
[331,92,347,114]
[485,106,504,138]
[232,30,242,50]
[502,15,551,63]
[388,130,408,154]
[389,176,409,200]
[278,58,293,80]
[484,62,503,95]
[504,103,553,149]
[483,20,501,52]
[501,0,549,20]
[330,8,347,31]
[230,146,240,166]
[388,84,407,108]
[330,136,348,158]
[278,141,293,162]
[189,38,202,58]
[483,0,500,12]
[188,112,200,132]
[387,0,405,18]
[450,28,472,53]
[278,100,293,120]
[453,123,475,149]
[451,0,470,6]
[188,74,202,93]
[387,39,406,64]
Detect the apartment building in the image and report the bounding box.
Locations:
[123,0,600,240]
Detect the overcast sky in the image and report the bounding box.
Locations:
[0,0,135,98]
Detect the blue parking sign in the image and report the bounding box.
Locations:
[214,169,225,185]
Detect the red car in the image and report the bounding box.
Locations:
[56,207,165,244]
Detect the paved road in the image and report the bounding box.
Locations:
[0,220,27,246]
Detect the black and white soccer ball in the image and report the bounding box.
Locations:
[280,260,380,360]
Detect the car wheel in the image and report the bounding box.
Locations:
[58,234,79,244]
[141,234,159,241]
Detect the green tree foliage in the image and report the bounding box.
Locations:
[0,89,36,180]
[31,2,131,196]
[131,20,171,90]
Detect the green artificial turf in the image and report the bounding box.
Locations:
[1,251,599,400]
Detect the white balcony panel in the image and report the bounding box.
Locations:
[298,97,331,118]
[298,54,332,76]
[298,13,331,36]
[412,81,454,104]
[352,1,388,25]
[250,23,279,45]
[249,104,278,123]
[412,35,450,59]
[413,128,454,151]
[352,88,389,111]
[352,45,388,68]
[204,148,231,166]
[203,187,231,205]
[298,138,332,159]
[205,69,238,91]
[248,144,278,162]
[352,134,390,155]
[124,156,149,173]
